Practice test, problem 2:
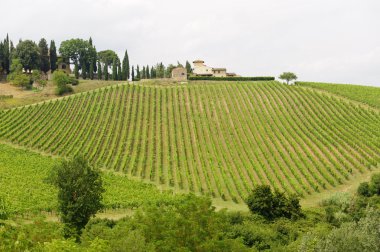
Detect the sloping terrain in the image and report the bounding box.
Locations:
[0,81,379,203]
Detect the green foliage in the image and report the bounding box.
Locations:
[98,50,119,66]
[188,76,275,81]
[122,49,129,80]
[50,156,105,239]
[10,73,31,88]
[246,185,302,220]
[38,38,50,73]
[185,60,192,74]
[104,63,109,80]
[74,62,79,79]
[49,40,57,72]
[31,69,47,87]
[82,63,87,80]
[296,82,380,109]
[97,61,102,80]
[0,197,8,220]
[279,72,297,84]
[131,65,135,81]
[89,63,94,80]
[370,173,380,195]
[52,70,73,95]
[357,182,371,197]
[15,40,40,71]
[59,39,96,67]
[112,58,117,80]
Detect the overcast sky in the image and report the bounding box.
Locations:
[2,0,380,86]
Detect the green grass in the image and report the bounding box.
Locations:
[297,82,380,109]
[0,81,379,204]
[0,143,178,215]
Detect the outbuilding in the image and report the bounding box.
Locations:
[171,67,187,81]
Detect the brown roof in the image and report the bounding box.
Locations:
[193,60,205,63]
[212,68,226,71]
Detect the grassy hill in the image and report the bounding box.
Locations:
[297,82,380,109]
[0,81,379,203]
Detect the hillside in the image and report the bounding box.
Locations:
[297,82,380,109]
[0,81,379,203]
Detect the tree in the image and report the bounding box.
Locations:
[98,50,119,67]
[246,185,274,219]
[131,65,135,81]
[89,63,94,80]
[370,173,380,195]
[7,58,32,89]
[15,40,40,72]
[74,62,79,79]
[82,63,87,79]
[50,156,104,239]
[357,182,371,197]
[142,66,146,79]
[38,38,50,73]
[185,60,192,74]
[136,65,140,79]
[49,40,57,72]
[104,63,109,81]
[3,34,10,73]
[117,63,122,80]
[52,70,73,95]
[146,65,150,79]
[122,50,129,80]
[279,72,297,85]
[97,61,102,80]
[59,39,96,74]
[151,66,155,79]
[112,58,117,80]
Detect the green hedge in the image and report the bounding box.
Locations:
[188,76,275,81]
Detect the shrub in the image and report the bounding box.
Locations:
[370,173,380,195]
[357,182,372,197]
[188,76,275,81]
[10,73,32,89]
[69,76,79,86]
[52,70,73,95]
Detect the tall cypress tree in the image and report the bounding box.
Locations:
[146,65,150,79]
[74,62,79,79]
[97,61,102,80]
[142,66,146,79]
[82,63,87,79]
[104,63,109,81]
[38,38,50,73]
[49,40,57,72]
[131,66,135,81]
[122,50,129,80]
[112,58,117,80]
[0,42,4,73]
[185,60,192,74]
[136,65,140,79]
[89,63,94,80]
[151,66,155,79]
[118,63,122,80]
[3,34,10,73]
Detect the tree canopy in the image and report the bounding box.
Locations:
[98,50,119,66]
[15,40,40,71]
[279,72,297,85]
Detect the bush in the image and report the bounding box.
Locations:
[370,173,380,196]
[357,182,372,197]
[69,77,79,85]
[246,185,302,220]
[9,73,32,89]
[52,70,73,95]
[188,76,275,81]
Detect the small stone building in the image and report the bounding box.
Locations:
[171,67,187,81]
[212,68,227,77]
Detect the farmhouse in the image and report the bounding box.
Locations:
[192,59,237,77]
[171,67,187,81]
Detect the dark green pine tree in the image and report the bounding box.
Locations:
[142,66,146,79]
[146,65,150,79]
[97,61,102,80]
[74,62,79,79]
[151,66,155,79]
[89,63,94,80]
[104,63,109,81]
[131,65,135,81]
[49,40,57,72]
[118,63,122,80]
[122,50,129,80]
[82,63,87,79]
[89,37,93,46]
[3,34,10,73]
[185,60,192,74]
[112,58,117,80]
[38,38,50,73]
[136,65,140,79]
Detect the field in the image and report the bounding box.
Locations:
[0,143,179,215]
[0,81,379,204]
[297,82,380,109]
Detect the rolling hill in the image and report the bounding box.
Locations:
[0,81,379,203]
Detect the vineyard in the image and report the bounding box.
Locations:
[0,81,379,203]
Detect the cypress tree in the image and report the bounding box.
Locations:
[122,50,129,80]
[49,40,57,72]
[112,58,117,80]
[0,42,4,73]
[82,63,87,79]
[151,66,155,79]
[38,38,50,73]
[104,63,109,81]
[3,34,10,73]
[142,66,146,79]
[146,65,150,79]
[117,63,122,80]
[136,65,140,79]
[131,66,135,81]
[89,63,94,80]
[97,61,102,80]
[74,62,79,79]
[185,60,192,74]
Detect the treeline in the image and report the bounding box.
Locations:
[131,60,192,81]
